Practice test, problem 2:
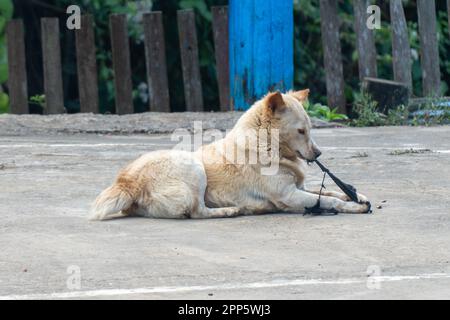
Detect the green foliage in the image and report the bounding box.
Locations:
[151,0,227,111]
[304,101,348,122]
[52,0,152,113]
[409,98,450,126]
[293,0,326,104]
[293,1,450,105]
[351,92,450,127]
[351,92,413,127]
[437,10,450,95]
[386,104,409,126]
[351,91,386,127]
[179,0,211,20]
[0,91,9,113]
[50,0,225,112]
[0,0,13,30]
[12,0,450,118]
[29,94,46,109]
[0,0,12,114]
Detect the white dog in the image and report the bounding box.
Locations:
[90,90,370,220]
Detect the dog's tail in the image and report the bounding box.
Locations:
[89,184,134,221]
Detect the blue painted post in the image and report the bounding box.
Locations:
[229,0,294,110]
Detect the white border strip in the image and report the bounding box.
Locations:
[1,273,450,300]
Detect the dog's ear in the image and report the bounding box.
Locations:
[291,89,310,102]
[265,91,286,114]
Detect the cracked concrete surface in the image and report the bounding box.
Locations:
[0,125,449,299]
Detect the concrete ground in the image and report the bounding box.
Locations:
[0,126,449,300]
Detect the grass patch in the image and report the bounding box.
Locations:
[388,148,432,156]
[304,101,348,122]
[350,91,450,127]
[350,152,369,158]
[350,91,386,127]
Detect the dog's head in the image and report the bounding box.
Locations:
[262,89,322,161]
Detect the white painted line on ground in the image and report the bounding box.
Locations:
[1,273,450,300]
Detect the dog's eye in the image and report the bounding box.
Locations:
[298,129,305,135]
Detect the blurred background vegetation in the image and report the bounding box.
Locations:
[2,0,450,115]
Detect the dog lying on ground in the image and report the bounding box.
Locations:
[89,89,370,220]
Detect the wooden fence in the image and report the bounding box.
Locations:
[6,6,230,115]
[5,2,448,115]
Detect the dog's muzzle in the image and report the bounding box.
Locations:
[297,150,322,162]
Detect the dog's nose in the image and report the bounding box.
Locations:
[314,150,322,159]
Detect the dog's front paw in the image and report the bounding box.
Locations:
[360,201,372,214]
[341,200,372,214]
[343,192,369,203]
[357,193,369,203]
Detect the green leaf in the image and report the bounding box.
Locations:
[0,0,13,20]
[179,0,212,21]
[0,62,8,84]
[0,91,9,113]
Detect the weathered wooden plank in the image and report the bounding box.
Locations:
[177,9,204,112]
[75,15,99,113]
[417,0,441,96]
[229,0,293,110]
[6,19,28,114]
[41,18,65,114]
[110,14,134,114]
[390,0,412,93]
[363,77,409,114]
[143,12,170,112]
[353,0,377,80]
[212,6,230,111]
[319,0,346,114]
